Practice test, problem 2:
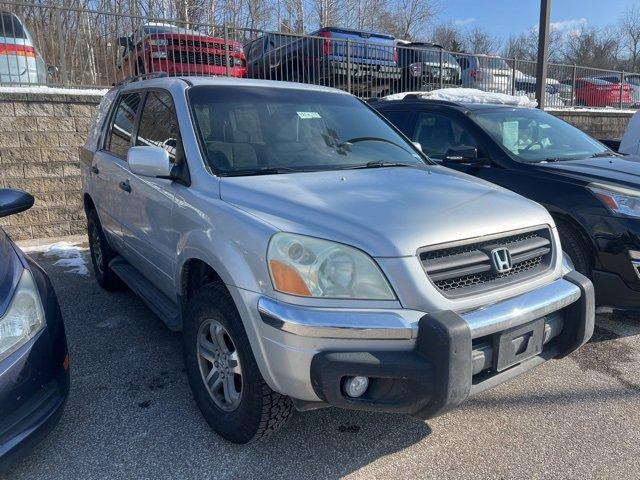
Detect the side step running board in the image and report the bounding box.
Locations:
[109,256,182,331]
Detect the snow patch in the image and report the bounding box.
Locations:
[0,85,107,96]
[23,241,89,276]
[382,88,538,108]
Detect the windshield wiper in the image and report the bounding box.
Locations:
[221,166,304,177]
[591,151,620,158]
[344,160,421,170]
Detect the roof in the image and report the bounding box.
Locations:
[119,75,349,95]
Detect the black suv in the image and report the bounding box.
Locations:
[372,95,640,309]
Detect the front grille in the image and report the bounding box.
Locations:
[169,51,228,66]
[169,38,226,50]
[419,227,554,298]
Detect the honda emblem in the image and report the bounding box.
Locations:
[490,247,513,273]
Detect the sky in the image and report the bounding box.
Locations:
[437,0,633,40]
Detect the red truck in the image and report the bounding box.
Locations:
[116,23,246,81]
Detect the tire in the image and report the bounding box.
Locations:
[557,221,592,277]
[87,209,123,291]
[183,283,293,443]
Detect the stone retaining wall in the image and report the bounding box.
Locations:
[550,109,634,139]
[0,91,102,240]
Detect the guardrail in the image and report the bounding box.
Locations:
[0,0,638,109]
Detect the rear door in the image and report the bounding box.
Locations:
[92,91,144,251]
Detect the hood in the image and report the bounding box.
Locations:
[0,228,23,317]
[220,166,552,257]
[537,154,640,188]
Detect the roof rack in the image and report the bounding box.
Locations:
[113,71,169,87]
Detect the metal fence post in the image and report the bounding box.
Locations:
[620,71,625,109]
[571,64,577,107]
[346,38,351,94]
[55,8,68,86]
[224,25,230,77]
[511,58,516,95]
[439,50,444,89]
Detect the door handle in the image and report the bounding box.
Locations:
[119,180,131,193]
[91,165,99,175]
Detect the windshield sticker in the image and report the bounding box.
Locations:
[297,111,322,119]
[502,121,519,153]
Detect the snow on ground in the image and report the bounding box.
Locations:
[0,85,108,96]
[382,88,538,107]
[22,241,89,276]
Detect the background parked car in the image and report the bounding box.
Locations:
[244,27,401,96]
[0,188,69,471]
[589,73,640,107]
[373,91,640,308]
[394,41,461,93]
[513,70,570,106]
[116,22,246,80]
[455,54,512,94]
[560,77,633,107]
[0,11,48,84]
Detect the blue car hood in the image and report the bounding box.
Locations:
[0,228,23,317]
[538,154,640,188]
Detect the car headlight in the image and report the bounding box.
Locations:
[588,182,640,218]
[267,233,396,300]
[147,39,169,46]
[0,269,45,362]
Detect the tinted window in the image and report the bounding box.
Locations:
[136,91,181,163]
[379,109,411,135]
[189,86,425,175]
[412,112,479,159]
[107,93,142,158]
[472,108,608,163]
[0,13,26,38]
[457,57,469,70]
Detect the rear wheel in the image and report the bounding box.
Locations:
[183,284,293,443]
[87,209,123,290]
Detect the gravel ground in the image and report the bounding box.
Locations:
[3,247,640,479]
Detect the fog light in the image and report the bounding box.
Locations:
[343,376,369,398]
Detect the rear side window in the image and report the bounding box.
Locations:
[106,92,143,158]
[0,13,26,39]
[136,90,182,163]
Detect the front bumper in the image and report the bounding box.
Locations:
[0,263,70,471]
[255,271,593,417]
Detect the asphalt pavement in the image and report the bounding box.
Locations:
[3,246,640,479]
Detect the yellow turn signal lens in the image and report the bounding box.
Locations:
[269,260,311,296]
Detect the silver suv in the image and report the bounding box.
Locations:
[80,76,594,443]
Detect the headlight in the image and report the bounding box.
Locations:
[151,51,168,59]
[0,269,45,362]
[588,182,640,218]
[147,39,169,46]
[267,233,396,300]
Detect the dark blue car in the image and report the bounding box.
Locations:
[0,188,69,471]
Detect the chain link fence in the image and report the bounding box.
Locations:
[0,0,637,109]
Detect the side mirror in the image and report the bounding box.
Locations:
[0,188,34,218]
[412,141,422,152]
[128,146,172,178]
[444,146,480,163]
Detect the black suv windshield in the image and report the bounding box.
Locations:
[472,107,610,163]
[188,86,426,175]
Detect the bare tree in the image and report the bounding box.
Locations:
[562,25,620,70]
[465,27,498,54]
[431,22,464,51]
[619,3,640,72]
[377,0,439,40]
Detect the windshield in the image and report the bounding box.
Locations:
[188,86,426,175]
[478,57,510,70]
[472,108,609,163]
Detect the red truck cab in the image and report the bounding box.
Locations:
[117,23,246,81]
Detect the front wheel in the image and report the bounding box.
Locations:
[183,284,293,443]
[557,222,592,277]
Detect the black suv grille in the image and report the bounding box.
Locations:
[419,227,553,298]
